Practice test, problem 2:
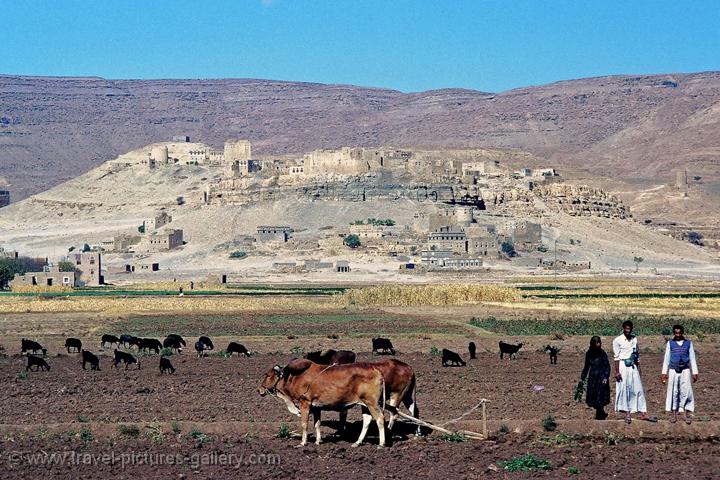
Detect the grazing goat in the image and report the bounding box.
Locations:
[226,342,250,357]
[194,341,206,358]
[304,349,355,364]
[101,334,121,349]
[120,334,139,348]
[372,337,395,355]
[163,336,184,353]
[166,334,186,347]
[159,356,176,374]
[468,342,477,359]
[198,336,214,350]
[65,337,82,353]
[26,354,50,371]
[499,341,524,359]
[81,349,100,370]
[112,349,139,369]
[544,345,560,365]
[21,338,46,356]
[137,338,162,354]
[442,348,466,367]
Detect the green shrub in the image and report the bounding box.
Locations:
[171,422,181,434]
[542,414,557,432]
[188,427,209,445]
[499,454,551,472]
[498,424,510,435]
[145,423,165,443]
[118,424,141,438]
[276,423,292,439]
[344,234,361,248]
[429,346,441,356]
[229,251,247,259]
[439,432,467,443]
[568,466,580,474]
[159,347,174,357]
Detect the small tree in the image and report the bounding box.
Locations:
[501,240,517,257]
[0,258,22,289]
[82,243,92,252]
[633,256,644,272]
[343,234,361,249]
[138,224,145,234]
[686,231,703,246]
[229,251,247,259]
[58,261,76,272]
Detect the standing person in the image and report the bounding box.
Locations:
[613,320,655,423]
[661,325,699,424]
[580,336,611,420]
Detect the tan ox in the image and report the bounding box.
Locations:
[336,358,420,436]
[258,359,386,447]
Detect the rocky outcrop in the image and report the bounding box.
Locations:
[535,184,630,219]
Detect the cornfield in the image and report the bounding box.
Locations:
[340,284,521,306]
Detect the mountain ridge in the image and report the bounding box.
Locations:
[1,72,719,210]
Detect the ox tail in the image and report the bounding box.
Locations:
[381,376,386,417]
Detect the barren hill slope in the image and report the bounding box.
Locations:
[2,73,720,207]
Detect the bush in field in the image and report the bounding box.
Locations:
[430,346,441,356]
[118,424,141,438]
[499,454,551,472]
[542,414,557,432]
[344,234,361,248]
[276,423,292,439]
[229,251,247,259]
[440,432,467,442]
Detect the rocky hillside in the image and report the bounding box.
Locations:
[2,73,720,205]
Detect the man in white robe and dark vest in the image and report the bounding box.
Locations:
[661,324,699,424]
[613,320,656,424]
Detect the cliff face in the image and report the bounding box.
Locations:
[2,73,720,201]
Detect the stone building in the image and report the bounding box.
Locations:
[143,212,172,232]
[335,260,351,273]
[428,226,467,254]
[69,252,103,286]
[138,229,184,252]
[11,264,75,288]
[0,247,18,259]
[349,224,386,239]
[496,220,542,250]
[256,226,292,243]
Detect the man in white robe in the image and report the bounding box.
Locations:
[661,324,699,424]
[613,320,655,423]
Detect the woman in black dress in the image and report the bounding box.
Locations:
[580,336,611,420]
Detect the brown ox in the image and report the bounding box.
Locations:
[371,358,420,434]
[258,359,386,447]
[331,358,420,436]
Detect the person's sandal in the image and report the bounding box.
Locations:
[643,415,658,423]
[625,416,632,424]
[684,416,692,424]
[670,416,677,423]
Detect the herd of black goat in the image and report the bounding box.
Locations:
[18,335,560,374]
[19,334,251,374]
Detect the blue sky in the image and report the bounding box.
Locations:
[1,0,718,92]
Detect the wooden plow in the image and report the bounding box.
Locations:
[393,399,489,440]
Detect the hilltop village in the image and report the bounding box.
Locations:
[1,136,717,287]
